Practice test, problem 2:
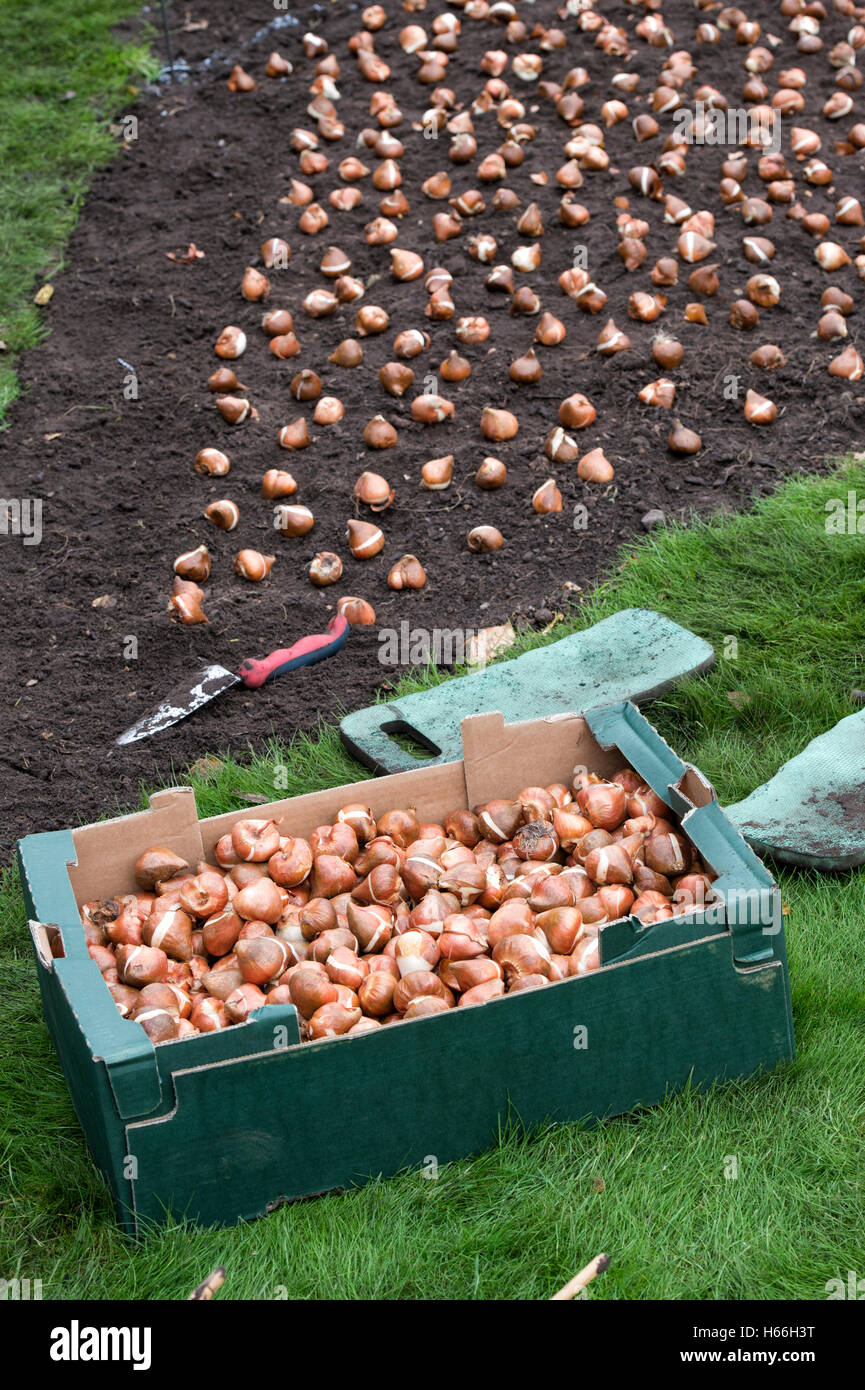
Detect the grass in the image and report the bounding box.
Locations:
[0,0,157,423]
[2,458,865,1299]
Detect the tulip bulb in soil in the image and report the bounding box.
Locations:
[421,455,453,490]
[262,469,297,500]
[215,326,247,359]
[476,457,507,489]
[744,390,777,424]
[828,346,864,380]
[174,545,211,582]
[467,526,504,553]
[194,448,230,477]
[309,552,343,586]
[480,406,518,440]
[169,580,207,626]
[668,421,703,455]
[275,505,314,537]
[353,471,394,511]
[387,555,427,590]
[347,519,385,559]
[412,395,455,424]
[234,551,275,581]
[337,596,376,625]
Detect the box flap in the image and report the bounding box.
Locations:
[49,956,164,1118]
[459,710,621,809]
[682,800,779,965]
[18,831,86,956]
[69,787,203,902]
[585,701,688,796]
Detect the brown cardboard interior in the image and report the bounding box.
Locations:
[30,921,65,967]
[201,758,468,856]
[460,711,618,807]
[62,712,616,910]
[68,788,204,905]
[676,765,715,811]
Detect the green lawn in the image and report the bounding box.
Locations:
[2,459,864,1300]
[0,0,155,423]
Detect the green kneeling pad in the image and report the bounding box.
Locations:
[724,709,865,871]
[341,606,865,873]
[340,608,715,775]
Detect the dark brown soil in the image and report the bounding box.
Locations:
[1,0,864,859]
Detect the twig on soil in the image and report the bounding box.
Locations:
[35,535,77,575]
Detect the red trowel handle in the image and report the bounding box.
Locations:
[237,614,349,689]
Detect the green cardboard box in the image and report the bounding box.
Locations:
[18,703,795,1236]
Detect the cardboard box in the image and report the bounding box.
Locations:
[18,703,795,1236]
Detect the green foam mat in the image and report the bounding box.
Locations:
[340,608,715,774]
[724,709,865,871]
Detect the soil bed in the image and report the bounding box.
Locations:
[0,0,863,856]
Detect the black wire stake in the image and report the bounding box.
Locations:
[159,0,175,77]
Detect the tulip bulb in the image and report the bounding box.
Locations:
[421,455,454,490]
[394,329,430,359]
[577,448,615,483]
[532,479,563,513]
[347,519,385,559]
[275,504,314,537]
[329,339,364,369]
[337,596,376,626]
[241,267,270,301]
[354,471,394,511]
[309,552,343,586]
[475,457,507,489]
[829,345,864,380]
[412,394,455,424]
[261,237,290,268]
[744,389,777,424]
[559,394,596,429]
[262,469,297,500]
[174,545,211,582]
[364,416,398,448]
[169,579,207,625]
[215,326,247,359]
[816,242,851,271]
[638,379,676,408]
[216,396,252,425]
[234,550,275,581]
[597,318,631,354]
[480,406,518,440]
[668,421,703,454]
[467,526,504,553]
[534,312,566,346]
[387,555,427,590]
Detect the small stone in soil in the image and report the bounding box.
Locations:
[641,509,666,530]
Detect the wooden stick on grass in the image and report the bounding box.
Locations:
[188,1267,226,1301]
[550,1253,610,1301]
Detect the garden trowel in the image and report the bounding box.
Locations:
[116,614,349,745]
